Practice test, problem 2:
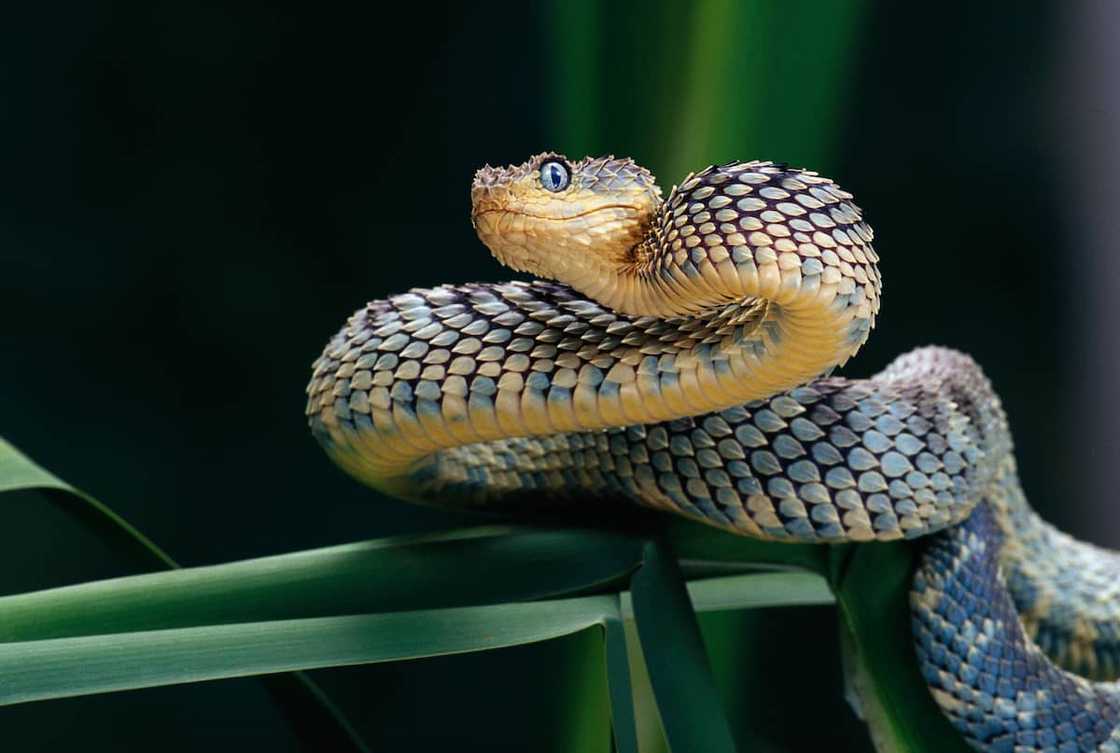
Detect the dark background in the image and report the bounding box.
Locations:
[2,1,1115,751]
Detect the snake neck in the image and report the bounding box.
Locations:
[553,186,760,320]
[554,162,882,402]
[560,236,731,322]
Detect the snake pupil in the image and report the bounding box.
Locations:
[539,160,570,192]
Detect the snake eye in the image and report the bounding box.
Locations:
[539,160,571,192]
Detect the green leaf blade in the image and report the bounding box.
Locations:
[0,597,619,707]
[604,617,639,753]
[0,435,369,751]
[0,437,176,571]
[0,527,642,642]
[834,543,972,753]
[629,540,737,753]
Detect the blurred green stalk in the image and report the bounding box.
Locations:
[544,2,872,749]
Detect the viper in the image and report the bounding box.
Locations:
[307,153,1120,751]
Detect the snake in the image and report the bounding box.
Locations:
[306,152,1120,751]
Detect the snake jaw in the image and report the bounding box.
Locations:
[472,205,649,276]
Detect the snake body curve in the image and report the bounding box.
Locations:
[306,153,1120,751]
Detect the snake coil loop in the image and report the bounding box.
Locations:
[308,153,1120,751]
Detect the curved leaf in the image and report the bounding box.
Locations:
[0,527,642,641]
[832,542,971,753]
[629,539,737,753]
[0,436,369,752]
[0,597,621,706]
[0,436,174,570]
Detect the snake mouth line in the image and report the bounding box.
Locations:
[471,203,642,223]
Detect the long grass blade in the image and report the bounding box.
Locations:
[0,527,642,641]
[832,543,972,753]
[0,436,175,570]
[0,436,369,751]
[0,563,836,709]
[604,616,639,753]
[629,539,737,753]
[545,0,600,156]
[557,627,614,753]
[0,597,621,707]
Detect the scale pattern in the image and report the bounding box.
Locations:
[306,153,1120,751]
[915,500,1120,752]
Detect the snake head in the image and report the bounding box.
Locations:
[471,153,662,286]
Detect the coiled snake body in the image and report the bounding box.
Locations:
[307,153,1120,751]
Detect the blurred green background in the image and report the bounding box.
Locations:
[1,0,1112,750]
